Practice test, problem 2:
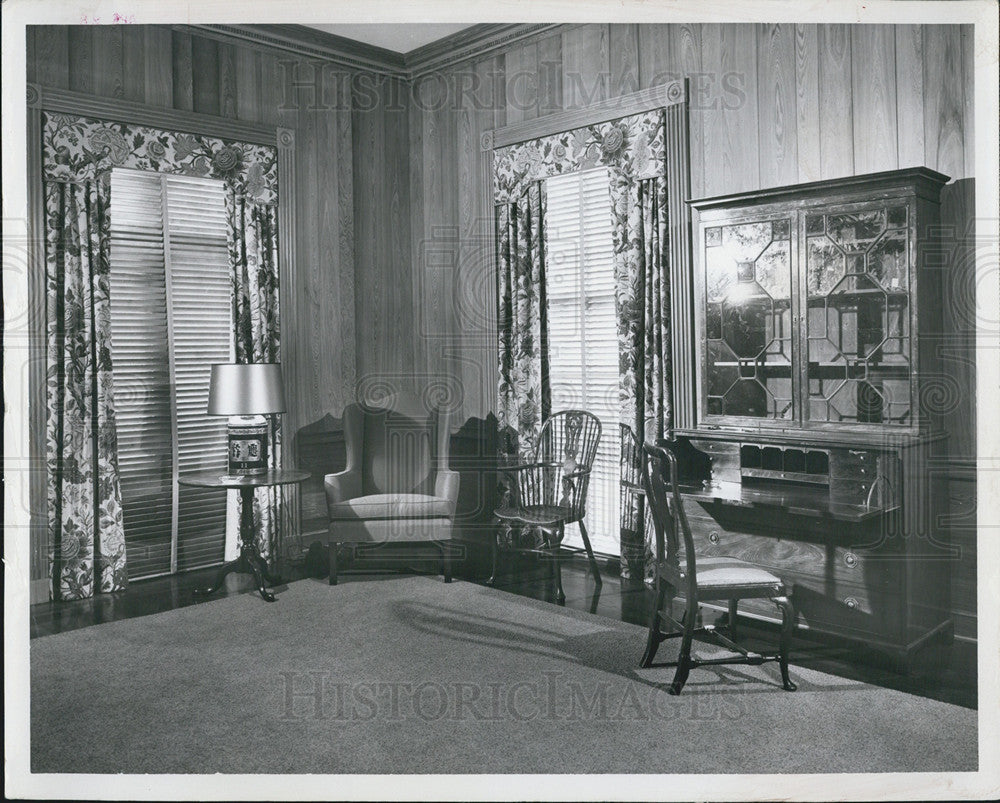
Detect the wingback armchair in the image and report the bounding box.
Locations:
[325,392,459,585]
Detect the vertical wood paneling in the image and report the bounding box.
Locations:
[306,76,339,424]
[143,27,173,108]
[610,24,640,97]
[851,25,898,174]
[217,42,238,119]
[257,52,281,128]
[794,24,821,182]
[235,46,260,121]
[389,77,415,378]
[818,24,854,178]
[33,26,69,88]
[26,27,37,83]
[91,26,124,98]
[422,78,448,384]
[670,23,705,199]
[961,25,974,178]
[536,34,563,117]
[191,36,220,115]
[353,74,379,382]
[409,85,427,379]
[504,42,538,124]
[561,25,610,110]
[758,23,798,187]
[923,25,966,181]
[637,23,673,89]
[434,85,460,388]
[702,23,759,195]
[171,30,193,111]
[335,72,357,402]
[68,27,94,94]
[121,26,145,103]
[895,26,925,169]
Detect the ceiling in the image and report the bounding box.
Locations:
[305,24,476,54]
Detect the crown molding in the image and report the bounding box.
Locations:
[405,24,561,77]
[190,23,563,79]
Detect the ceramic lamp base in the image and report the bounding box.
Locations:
[227,415,269,476]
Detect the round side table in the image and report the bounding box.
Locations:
[180,469,310,602]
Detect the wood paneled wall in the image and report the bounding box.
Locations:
[408,23,975,422]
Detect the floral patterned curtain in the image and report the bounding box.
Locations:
[229,191,283,561]
[496,182,549,459]
[610,174,671,582]
[44,178,128,600]
[41,112,280,596]
[492,109,670,578]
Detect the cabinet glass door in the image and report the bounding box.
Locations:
[703,219,794,420]
[804,204,911,425]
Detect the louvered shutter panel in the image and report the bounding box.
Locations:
[544,168,621,556]
[109,170,233,579]
[165,175,233,571]
[110,171,174,578]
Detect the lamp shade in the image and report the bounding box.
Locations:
[207,363,286,416]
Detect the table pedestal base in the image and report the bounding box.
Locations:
[194,486,283,602]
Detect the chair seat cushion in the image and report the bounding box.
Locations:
[495,504,570,527]
[328,493,453,521]
[693,557,785,591]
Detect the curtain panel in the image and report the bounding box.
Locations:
[496,182,549,460]
[41,112,282,598]
[610,174,671,582]
[228,192,283,560]
[44,178,128,600]
[493,109,670,579]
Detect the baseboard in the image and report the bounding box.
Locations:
[30,578,50,605]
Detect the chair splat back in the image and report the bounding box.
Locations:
[641,443,697,593]
[535,410,601,470]
[534,410,601,521]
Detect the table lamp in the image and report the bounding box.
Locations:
[208,363,286,477]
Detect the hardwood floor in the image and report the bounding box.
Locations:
[29,550,977,709]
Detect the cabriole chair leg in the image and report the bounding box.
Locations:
[774,595,797,691]
[641,580,669,668]
[669,605,695,695]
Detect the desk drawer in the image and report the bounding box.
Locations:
[683,512,905,596]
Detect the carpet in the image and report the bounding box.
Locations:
[30,575,977,774]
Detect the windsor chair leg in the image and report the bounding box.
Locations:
[578,520,603,587]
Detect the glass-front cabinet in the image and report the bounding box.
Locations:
[677,169,955,668]
[691,168,948,434]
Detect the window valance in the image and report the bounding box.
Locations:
[42,112,278,206]
[493,109,665,203]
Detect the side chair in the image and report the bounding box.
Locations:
[640,442,797,694]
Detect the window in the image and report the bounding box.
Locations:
[109,169,233,578]
[545,168,620,556]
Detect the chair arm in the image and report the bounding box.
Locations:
[324,469,362,508]
[435,468,460,513]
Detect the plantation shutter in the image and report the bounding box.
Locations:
[110,170,233,578]
[544,168,621,556]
